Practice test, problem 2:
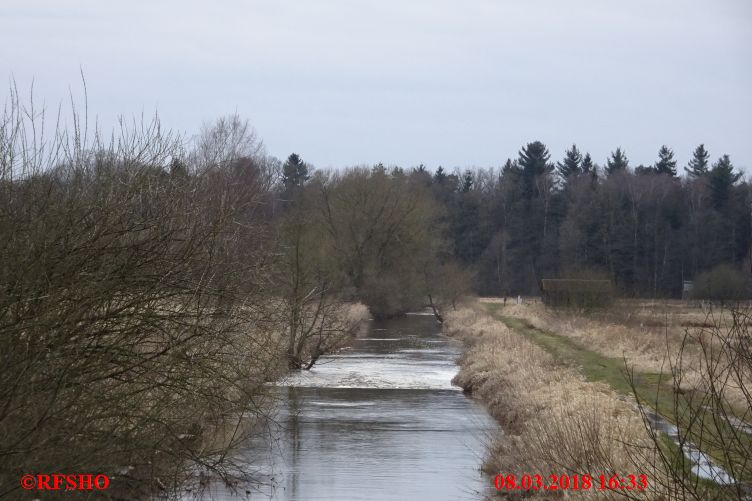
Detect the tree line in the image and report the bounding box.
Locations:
[0,95,457,495]
[1,85,749,496]
[284,141,749,299]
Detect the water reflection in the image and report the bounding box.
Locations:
[206,314,497,500]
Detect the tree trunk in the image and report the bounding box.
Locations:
[427,294,444,323]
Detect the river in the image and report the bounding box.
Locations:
[214,312,497,500]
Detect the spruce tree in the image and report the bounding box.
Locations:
[685,144,710,178]
[581,152,594,174]
[708,155,742,210]
[635,164,656,175]
[606,147,629,175]
[518,141,553,199]
[557,144,583,180]
[654,145,677,176]
[501,158,519,174]
[461,170,474,192]
[582,152,598,183]
[282,153,310,192]
[434,166,447,184]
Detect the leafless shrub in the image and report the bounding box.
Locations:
[269,177,368,370]
[0,88,281,498]
[632,307,752,500]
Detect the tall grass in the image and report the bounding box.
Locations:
[446,305,669,499]
[498,301,750,419]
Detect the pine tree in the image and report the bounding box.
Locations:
[461,170,474,192]
[654,145,677,176]
[581,153,594,174]
[519,142,552,174]
[582,152,599,183]
[634,164,655,175]
[606,147,629,175]
[708,155,742,210]
[685,144,710,178]
[282,153,310,192]
[501,158,519,175]
[434,166,447,184]
[518,141,553,199]
[557,144,583,180]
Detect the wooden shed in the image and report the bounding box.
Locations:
[540,279,614,308]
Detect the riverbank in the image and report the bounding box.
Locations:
[445,302,657,499]
[446,299,751,499]
[492,300,752,490]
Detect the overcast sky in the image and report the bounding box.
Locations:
[2,0,751,172]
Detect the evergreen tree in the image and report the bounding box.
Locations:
[708,155,742,210]
[582,152,598,183]
[606,147,629,175]
[282,153,310,192]
[685,144,710,178]
[557,144,583,180]
[409,164,432,186]
[635,164,656,175]
[581,153,594,174]
[514,141,557,291]
[391,165,405,177]
[501,158,519,175]
[654,145,677,176]
[461,170,474,192]
[434,166,447,184]
[518,141,553,199]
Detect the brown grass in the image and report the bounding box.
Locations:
[489,299,750,411]
[446,304,670,499]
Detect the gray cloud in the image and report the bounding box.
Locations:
[2,0,750,171]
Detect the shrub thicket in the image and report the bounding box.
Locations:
[692,265,752,303]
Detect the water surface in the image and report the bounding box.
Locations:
[219,314,497,500]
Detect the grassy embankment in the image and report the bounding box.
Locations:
[446,299,750,499]
[445,303,660,499]
[491,301,751,486]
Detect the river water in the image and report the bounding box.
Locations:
[226,313,497,500]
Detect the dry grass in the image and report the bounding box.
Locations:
[446,304,670,499]
[487,299,751,411]
[342,301,371,325]
[491,301,678,375]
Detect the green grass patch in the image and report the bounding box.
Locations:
[483,304,666,400]
[483,303,752,485]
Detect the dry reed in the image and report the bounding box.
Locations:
[446,304,671,499]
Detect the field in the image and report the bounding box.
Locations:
[445,298,752,499]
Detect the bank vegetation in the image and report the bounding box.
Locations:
[2,80,751,498]
[0,89,462,498]
[447,299,751,499]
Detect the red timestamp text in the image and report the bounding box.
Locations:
[493,473,649,492]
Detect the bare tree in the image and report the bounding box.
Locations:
[631,307,752,500]
[0,89,281,498]
[271,181,365,370]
